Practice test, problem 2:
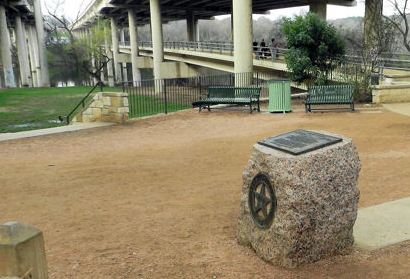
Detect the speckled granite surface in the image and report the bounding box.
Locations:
[237,131,361,268]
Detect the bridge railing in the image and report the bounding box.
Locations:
[138,41,288,60]
[136,41,410,70]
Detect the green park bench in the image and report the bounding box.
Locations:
[305,84,355,112]
[192,87,261,113]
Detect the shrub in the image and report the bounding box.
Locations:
[283,13,346,85]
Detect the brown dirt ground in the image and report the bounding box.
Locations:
[1,104,410,279]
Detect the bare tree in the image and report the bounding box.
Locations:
[44,0,110,86]
[45,0,86,43]
[338,15,397,101]
[383,0,410,52]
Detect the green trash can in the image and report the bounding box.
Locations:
[268,80,291,113]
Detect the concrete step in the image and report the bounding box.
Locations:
[354,197,410,250]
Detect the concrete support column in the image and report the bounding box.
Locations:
[27,26,37,87]
[364,0,383,47]
[28,26,41,87]
[104,26,115,87]
[100,63,106,84]
[230,10,234,42]
[15,16,31,87]
[0,5,16,88]
[233,0,253,85]
[111,18,122,84]
[150,0,164,81]
[33,0,50,87]
[120,28,126,45]
[187,13,199,42]
[122,63,128,83]
[88,27,98,85]
[309,3,327,20]
[128,9,142,85]
[120,29,128,83]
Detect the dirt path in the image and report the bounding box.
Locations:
[1,106,410,278]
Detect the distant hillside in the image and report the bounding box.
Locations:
[330,16,363,29]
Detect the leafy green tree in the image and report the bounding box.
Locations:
[283,13,346,85]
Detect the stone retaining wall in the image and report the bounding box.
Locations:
[73,92,129,124]
[373,84,410,103]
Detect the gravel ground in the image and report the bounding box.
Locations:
[1,104,409,278]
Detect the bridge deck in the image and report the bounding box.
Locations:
[117,41,410,88]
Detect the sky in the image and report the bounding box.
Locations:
[41,0,402,22]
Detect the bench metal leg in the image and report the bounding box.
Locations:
[257,101,260,112]
[207,105,211,112]
[250,102,253,114]
[351,102,355,111]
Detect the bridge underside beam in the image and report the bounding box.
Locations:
[92,0,355,27]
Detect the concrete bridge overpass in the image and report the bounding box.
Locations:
[117,41,289,80]
[114,40,410,92]
[0,0,49,88]
[73,0,388,88]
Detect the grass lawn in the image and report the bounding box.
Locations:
[0,86,121,133]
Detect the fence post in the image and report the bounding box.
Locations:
[355,64,358,85]
[199,76,202,97]
[256,72,259,86]
[164,79,168,114]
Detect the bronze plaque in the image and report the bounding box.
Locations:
[258,130,342,155]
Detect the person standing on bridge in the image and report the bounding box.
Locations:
[260,39,267,59]
[271,38,278,60]
[253,41,260,59]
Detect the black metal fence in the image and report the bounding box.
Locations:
[123,72,270,118]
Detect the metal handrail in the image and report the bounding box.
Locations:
[59,81,104,125]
